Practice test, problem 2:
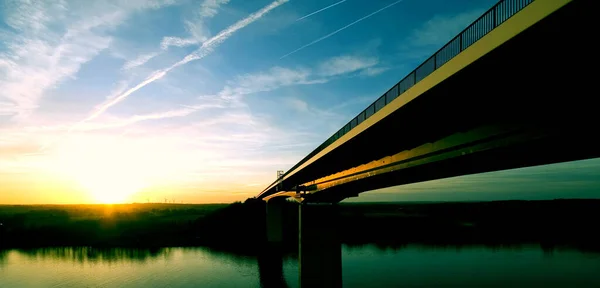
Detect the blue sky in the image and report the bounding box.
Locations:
[1,0,598,204]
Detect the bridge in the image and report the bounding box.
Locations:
[255,0,596,287]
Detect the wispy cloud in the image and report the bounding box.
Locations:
[122,52,161,70]
[89,0,289,123]
[398,9,485,61]
[359,66,390,77]
[0,0,176,120]
[73,105,219,131]
[207,54,382,104]
[280,0,404,59]
[284,97,343,121]
[169,54,384,153]
[123,0,231,70]
[35,108,197,133]
[318,55,379,76]
[83,69,170,123]
[18,102,221,136]
[409,9,484,47]
[286,98,310,112]
[0,102,17,116]
[213,67,325,102]
[296,0,348,22]
[190,54,384,139]
[160,35,203,50]
[199,0,231,18]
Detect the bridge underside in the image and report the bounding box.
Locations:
[262,0,597,203]
[303,125,600,203]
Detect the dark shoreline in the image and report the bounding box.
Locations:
[1,199,600,254]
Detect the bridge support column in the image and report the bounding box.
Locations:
[299,203,342,288]
[266,199,284,244]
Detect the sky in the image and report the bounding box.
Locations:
[1,0,599,204]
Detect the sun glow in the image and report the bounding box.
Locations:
[53,135,171,204]
[71,165,146,204]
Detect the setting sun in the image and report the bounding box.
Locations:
[52,136,169,204]
[74,169,145,204]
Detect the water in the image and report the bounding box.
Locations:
[1,245,600,287]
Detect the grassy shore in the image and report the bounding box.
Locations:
[1,199,599,253]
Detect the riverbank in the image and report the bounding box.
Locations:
[1,199,599,253]
[0,203,228,248]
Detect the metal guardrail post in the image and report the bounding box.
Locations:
[492,5,497,28]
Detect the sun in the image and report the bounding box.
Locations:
[75,169,145,204]
[53,136,162,204]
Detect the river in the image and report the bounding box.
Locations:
[1,245,600,287]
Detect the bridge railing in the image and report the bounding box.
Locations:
[262,0,534,195]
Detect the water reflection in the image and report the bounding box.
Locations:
[177,246,259,267]
[0,246,268,288]
[0,247,169,265]
[2,245,600,288]
[0,249,7,266]
[346,242,600,255]
[1,246,292,287]
[257,247,289,288]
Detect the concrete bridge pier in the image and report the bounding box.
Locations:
[299,203,342,288]
[266,199,285,245]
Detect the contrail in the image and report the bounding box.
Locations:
[84,70,169,122]
[84,0,289,123]
[281,0,404,59]
[37,0,289,153]
[296,0,347,22]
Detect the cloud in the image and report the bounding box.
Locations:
[104,80,131,102]
[18,105,212,134]
[318,55,379,76]
[0,102,18,116]
[158,18,212,51]
[397,8,485,61]
[359,66,390,77]
[283,97,345,123]
[2,1,69,34]
[73,106,206,131]
[409,9,484,47]
[122,52,161,70]
[206,54,383,104]
[286,98,310,112]
[178,0,289,63]
[0,143,42,158]
[0,0,177,120]
[194,54,384,137]
[328,95,375,111]
[83,69,171,123]
[132,54,383,168]
[199,0,231,18]
[90,0,289,122]
[215,67,324,101]
[124,0,231,70]
[160,36,202,50]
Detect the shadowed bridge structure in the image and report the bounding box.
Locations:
[254,0,597,287]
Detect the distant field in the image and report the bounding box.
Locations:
[0,203,231,248]
[0,203,229,227]
[0,203,229,218]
